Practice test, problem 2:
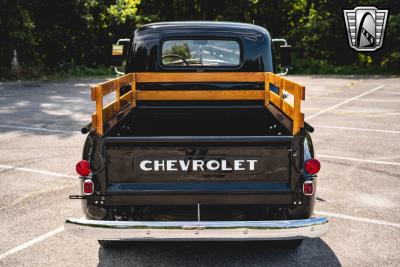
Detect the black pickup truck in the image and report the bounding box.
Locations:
[66,21,328,248]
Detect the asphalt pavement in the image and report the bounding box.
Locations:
[0,75,399,266]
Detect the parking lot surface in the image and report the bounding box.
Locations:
[0,75,399,266]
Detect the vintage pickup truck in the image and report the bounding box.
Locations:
[65,21,328,248]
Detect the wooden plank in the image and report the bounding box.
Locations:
[102,101,118,123]
[269,91,281,107]
[131,73,136,107]
[264,73,269,106]
[91,87,96,101]
[267,72,282,87]
[92,98,131,132]
[115,79,120,111]
[94,86,104,135]
[91,73,135,134]
[136,72,265,83]
[270,91,296,122]
[281,101,294,119]
[282,79,305,100]
[92,73,133,100]
[293,85,302,134]
[97,80,117,97]
[100,100,124,124]
[266,72,284,109]
[92,114,97,130]
[278,78,284,109]
[121,91,133,102]
[136,90,264,101]
[269,94,294,120]
[118,73,134,87]
[300,113,304,127]
[282,79,295,95]
[267,72,305,134]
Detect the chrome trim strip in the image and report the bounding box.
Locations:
[65,217,328,241]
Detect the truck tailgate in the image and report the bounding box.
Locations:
[102,136,295,195]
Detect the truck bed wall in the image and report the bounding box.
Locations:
[105,106,291,137]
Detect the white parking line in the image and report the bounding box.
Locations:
[305,85,385,120]
[316,211,400,229]
[0,164,75,179]
[318,155,400,167]
[0,125,79,133]
[0,163,76,260]
[317,125,400,134]
[356,99,400,103]
[0,226,65,260]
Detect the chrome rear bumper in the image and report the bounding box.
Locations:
[65,217,328,241]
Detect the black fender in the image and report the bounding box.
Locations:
[288,131,316,219]
[81,133,108,220]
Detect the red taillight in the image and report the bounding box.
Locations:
[83,179,94,195]
[303,180,314,196]
[305,159,321,175]
[76,160,91,177]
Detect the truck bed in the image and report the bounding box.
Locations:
[95,106,299,207]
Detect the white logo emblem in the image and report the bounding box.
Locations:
[343,6,389,51]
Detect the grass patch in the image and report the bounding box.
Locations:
[1,64,114,81]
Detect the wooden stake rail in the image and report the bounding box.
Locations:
[91,72,305,135]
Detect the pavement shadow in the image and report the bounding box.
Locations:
[97,238,340,266]
[0,78,110,139]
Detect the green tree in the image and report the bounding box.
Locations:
[1,0,399,78]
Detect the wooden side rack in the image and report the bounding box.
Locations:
[91,72,305,135]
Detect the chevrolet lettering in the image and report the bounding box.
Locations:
[139,159,258,172]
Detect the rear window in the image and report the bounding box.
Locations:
[161,40,241,67]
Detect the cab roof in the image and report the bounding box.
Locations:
[136,21,270,39]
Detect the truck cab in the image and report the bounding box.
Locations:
[66,21,328,248]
